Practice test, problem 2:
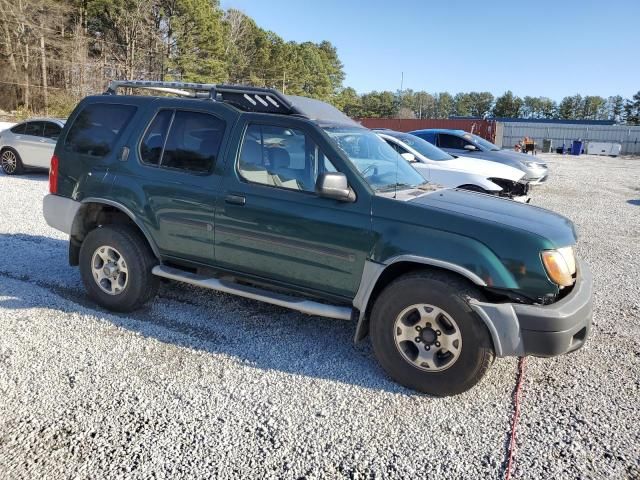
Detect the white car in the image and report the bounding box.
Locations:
[0,118,65,175]
[376,130,530,200]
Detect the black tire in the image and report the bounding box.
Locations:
[370,270,494,396]
[79,224,159,312]
[1,148,24,175]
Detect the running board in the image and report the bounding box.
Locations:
[152,265,353,321]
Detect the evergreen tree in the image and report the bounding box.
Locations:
[606,95,625,122]
[435,92,455,119]
[624,91,640,125]
[492,91,523,118]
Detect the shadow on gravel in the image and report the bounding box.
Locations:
[0,171,48,181]
[627,199,640,206]
[0,233,405,394]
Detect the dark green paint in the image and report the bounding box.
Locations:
[55,94,578,304]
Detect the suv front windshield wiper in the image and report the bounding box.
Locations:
[376,182,424,193]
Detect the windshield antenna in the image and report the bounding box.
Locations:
[394,147,399,199]
[394,74,404,199]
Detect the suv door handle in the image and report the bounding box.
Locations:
[225,194,246,206]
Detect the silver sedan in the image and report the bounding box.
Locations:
[0,118,65,175]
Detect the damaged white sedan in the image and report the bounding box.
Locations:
[376,129,530,201]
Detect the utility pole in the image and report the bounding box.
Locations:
[282,70,286,94]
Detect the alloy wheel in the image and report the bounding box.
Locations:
[393,303,463,372]
[91,245,129,295]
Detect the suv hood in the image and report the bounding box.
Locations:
[430,155,525,182]
[409,188,576,246]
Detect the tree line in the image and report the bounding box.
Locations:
[0,0,343,117]
[1,0,639,125]
[338,89,640,124]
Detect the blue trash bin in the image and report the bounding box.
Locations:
[571,140,583,155]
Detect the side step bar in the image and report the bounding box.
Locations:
[152,265,353,321]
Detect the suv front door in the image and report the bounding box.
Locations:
[215,116,374,300]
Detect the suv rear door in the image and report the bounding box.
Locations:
[215,115,374,299]
[112,99,236,265]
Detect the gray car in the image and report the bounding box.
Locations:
[409,129,548,184]
[0,118,65,175]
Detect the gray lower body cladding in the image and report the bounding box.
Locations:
[470,260,593,357]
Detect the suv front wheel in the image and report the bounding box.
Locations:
[370,271,494,396]
[79,224,159,312]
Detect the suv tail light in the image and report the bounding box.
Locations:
[49,155,59,194]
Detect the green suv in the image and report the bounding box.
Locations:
[43,81,593,396]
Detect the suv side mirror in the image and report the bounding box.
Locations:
[400,152,416,162]
[316,172,355,202]
[464,144,478,151]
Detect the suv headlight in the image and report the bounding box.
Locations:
[541,247,576,287]
[523,161,538,168]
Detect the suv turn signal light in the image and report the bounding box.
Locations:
[541,249,574,287]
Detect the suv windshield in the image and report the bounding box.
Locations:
[391,133,454,161]
[464,133,500,151]
[323,127,426,192]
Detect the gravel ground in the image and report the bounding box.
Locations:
[0,154,638,479]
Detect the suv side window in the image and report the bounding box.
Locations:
[161,111,225,173]
[24,121,44,137]
[65,103,137,157]
[43,122,62,140]
[10,123,26,134]
[238,124,337,193]
[140,110,225,173]
[438,133,470,150]
[140,110,173,166]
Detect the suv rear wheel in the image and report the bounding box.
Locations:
[370,270,494,396]
[79,224,159,312]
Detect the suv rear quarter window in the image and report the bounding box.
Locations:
[65,103,137,157]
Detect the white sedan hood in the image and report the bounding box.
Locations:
[430,155,525,182]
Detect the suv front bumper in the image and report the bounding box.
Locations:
[470,260,593,357]
[515,261,593,357]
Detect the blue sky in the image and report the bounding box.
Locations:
[219,0,639,101]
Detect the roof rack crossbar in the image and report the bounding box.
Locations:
[105,80,218,99]
[103,80,301,116]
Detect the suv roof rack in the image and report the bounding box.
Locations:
[104,80,297,115]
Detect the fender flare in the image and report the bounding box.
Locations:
[74,197,162,260]
[352,255,496,344]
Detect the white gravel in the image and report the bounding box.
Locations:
[0,154,638,479]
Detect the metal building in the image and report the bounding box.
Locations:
[496,120,640,154]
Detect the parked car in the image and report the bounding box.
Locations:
[375,129,529,201]
[43,80,592,396]
[409,129,549,184]
[0,118,65,175]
